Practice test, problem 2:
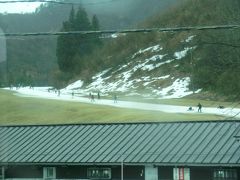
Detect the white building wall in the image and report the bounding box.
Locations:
[145,165,158,180]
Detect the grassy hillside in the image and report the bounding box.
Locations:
[75,0,240,100]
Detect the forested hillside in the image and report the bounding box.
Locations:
[0,0,179,87]
[71,0,240,100]
[146,0,240,98]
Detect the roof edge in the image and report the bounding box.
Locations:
[0,119,239,128]
[1,162,240,167]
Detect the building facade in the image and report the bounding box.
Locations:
[0,121,240,180]
[1,165,240,180]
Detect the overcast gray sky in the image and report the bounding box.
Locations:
[0,1,43,13]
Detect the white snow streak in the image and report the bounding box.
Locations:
[132,45,162,59]
[4,86,240,119]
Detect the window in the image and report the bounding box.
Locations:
[43,167,56,179]
[87,168,111,179]
[213,169,237,180]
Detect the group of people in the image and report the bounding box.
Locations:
[188,103,202,112]
[89,92,118,103]
[89,92,101,102]
[188,103,225,113]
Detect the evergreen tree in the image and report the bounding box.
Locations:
[91,14,102,47]
[56,6,102,73]
[74,6,92,56]
[92,15,100,30]
[56,6,78,73]
[69,6,75,29]
[75,6,91,30]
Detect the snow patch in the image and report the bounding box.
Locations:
[92,68,111,80]
[143,75,170,86]
[109,33,126,38]
[155,59,174,68]
[148,54,166,61]
[64,80,83,90]
[132,45,162,59]
[111,34,118,38]
[174,47,192,60]
[154,77,194,99]
[133,54,168,71]
[155,75,170,80]
[185,35,196,43]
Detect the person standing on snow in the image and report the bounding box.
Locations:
[197,103,202,112]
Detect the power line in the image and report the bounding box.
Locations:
[0,25,240,37]
[0,0,113,5]
[0,0,64,4]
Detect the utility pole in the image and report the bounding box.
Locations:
[121,154,124,180]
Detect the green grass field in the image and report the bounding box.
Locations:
[0,89,226,126]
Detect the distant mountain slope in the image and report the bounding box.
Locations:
[0,0,181,32]
[0,0,179,86]
[77,0,181,29]
[72,0,240,100]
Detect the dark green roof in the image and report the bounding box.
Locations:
[0,121,239,166]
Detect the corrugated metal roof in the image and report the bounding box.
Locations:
[0,121,240,166]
